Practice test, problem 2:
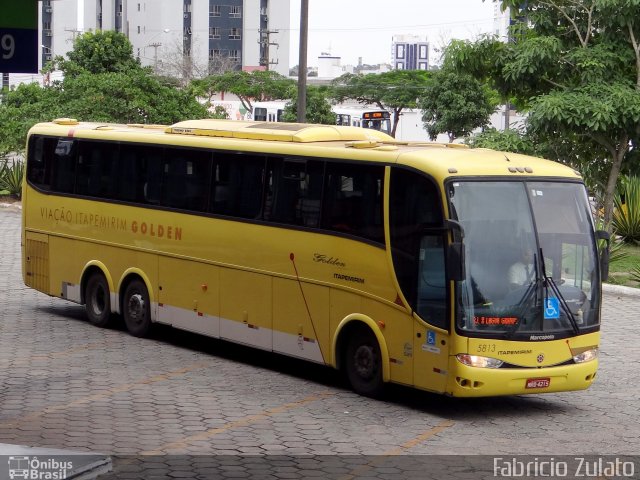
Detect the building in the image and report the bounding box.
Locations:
[391,35,429,71]
[37,0,291,80]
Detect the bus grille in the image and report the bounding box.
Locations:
[25,239,49,292]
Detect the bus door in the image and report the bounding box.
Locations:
[389,167,450,392]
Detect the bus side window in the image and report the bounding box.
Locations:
[265,159,324,227]
[27,136,56,191]
[210,153,265,219]
[162,148,211,212]
[51,139,77,194]
[321,163,384,243]
[76,141,120,198]
[389,167,446,328]
[117,144,163,204]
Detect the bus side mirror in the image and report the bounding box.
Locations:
[595,230,610,281]
[444,220,466,281]
[448,241,465,282]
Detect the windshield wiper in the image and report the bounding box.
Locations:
[505,253,541,338]
[539,248,580,335]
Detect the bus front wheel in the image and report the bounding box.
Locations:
[85,272,112,328]
[345,328,384,398]
[123,279,152,338]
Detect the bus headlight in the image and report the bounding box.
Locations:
[573,348,598,364]
[456,354,504,368]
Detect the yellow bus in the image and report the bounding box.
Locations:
[22,118,609,397]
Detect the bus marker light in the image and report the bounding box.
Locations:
[201,284,207,291]
[378,321,385,329]
[525,377,550,389]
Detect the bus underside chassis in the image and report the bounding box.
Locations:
[343,324,384,397]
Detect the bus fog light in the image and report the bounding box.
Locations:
[456,354,503,368]
[573,348,598,364]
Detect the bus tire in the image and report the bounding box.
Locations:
[84,272,112,328]
[345,327,384,398]
[123,279,152,338]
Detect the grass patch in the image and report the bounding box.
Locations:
[608,242,640,288]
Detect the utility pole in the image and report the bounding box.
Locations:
[297,0,309,123]
[148,42,162,73]
[258,29,279,71]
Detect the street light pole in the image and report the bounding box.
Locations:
[297,0,309,123]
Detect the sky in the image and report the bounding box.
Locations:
[288,0,501,67]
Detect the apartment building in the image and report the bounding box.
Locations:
[391,35,429,71]
[38,0,291,78]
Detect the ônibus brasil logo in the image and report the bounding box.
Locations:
[7,456,72,480]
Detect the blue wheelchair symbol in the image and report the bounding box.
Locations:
[427,331,436,346]
[544,297,560,319]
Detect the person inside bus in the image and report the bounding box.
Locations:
[508,247,535,289]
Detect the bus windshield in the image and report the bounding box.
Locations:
[449,181,600,339]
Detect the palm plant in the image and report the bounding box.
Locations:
[0,159,25,199]
[612,176,640,244]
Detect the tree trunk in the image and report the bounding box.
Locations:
[602,138,628,234]
[390,108,400,138]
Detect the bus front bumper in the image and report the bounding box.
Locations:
[445,359,598,397]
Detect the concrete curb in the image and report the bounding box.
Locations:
[602,282,640,297]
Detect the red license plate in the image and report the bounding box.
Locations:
[526,377,550,389]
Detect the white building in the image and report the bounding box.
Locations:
[391,34,429,70]
[34,0,290,81]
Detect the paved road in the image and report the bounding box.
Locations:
[1,208,638,479]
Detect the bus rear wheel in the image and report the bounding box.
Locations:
[85,272,112,327]
[123,279,152,338]
[345,328,384,398]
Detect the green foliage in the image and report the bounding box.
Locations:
[61,31,142,77]
[417,70,497,142]
[59,70,208,124]
[331,70,431,137]
[189,70,295,113]
[281,86,335,125]
[0,83,61,155]
[211,106,229,119]
[467,127,537,155]
[0,32,208,156]
[613,176,640,243]
[0,159,25,199]
[631,265,640,283]
[450,0,640,232]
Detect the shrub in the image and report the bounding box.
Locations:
[0,159,25,199]
[612,176,640,243]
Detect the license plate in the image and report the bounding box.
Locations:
[525,377,550,389]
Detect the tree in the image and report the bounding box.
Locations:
[189,70,296,114]
[60,30,141,77]
[0,31,208,158]
[331,70,431,138]
[417,69,497,142]
[281,86,335,125]
[0,83,61,156]
[448,0,640,232]
[59,70,208,124]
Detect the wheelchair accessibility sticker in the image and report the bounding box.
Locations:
[544,297,560,320]
[422,330,440,354]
